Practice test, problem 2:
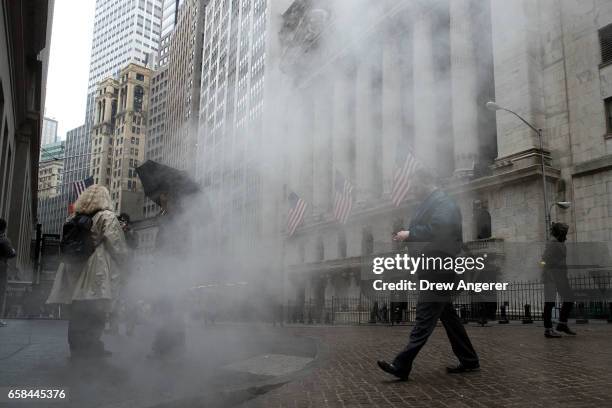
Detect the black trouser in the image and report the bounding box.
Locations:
[543,271,574,329]
[543,301,573,329]
[392,301,479,374]
[68,300,107,354]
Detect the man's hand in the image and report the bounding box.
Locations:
[392,230,410,241]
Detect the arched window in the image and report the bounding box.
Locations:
[133,85,144,112]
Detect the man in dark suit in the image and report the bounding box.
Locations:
[377,169,479,380]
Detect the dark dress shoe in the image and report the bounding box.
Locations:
[556,323,576,335]
[377,360,409,381]
[446,363,480,374]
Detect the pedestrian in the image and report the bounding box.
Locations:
[149,191,187,358]
[47,185,128,358]
[377,169,479,381]
[0,218,16,327]
[542,222,576,338]
[118,213,138,250]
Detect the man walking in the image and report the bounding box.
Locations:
[542,222,576,338]
[0,218,16,326]
[377,169,479,380]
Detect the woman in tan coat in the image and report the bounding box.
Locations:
[47,185,128,357]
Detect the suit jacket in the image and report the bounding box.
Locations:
[407,189,463,258]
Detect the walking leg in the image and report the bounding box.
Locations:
[440,303,479,368]
[391,302,445,374]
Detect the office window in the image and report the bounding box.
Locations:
[605,97,612,134]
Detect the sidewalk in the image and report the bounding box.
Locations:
[0,320,317,408]
[247,322,612,408]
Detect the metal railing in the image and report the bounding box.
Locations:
[285,272,612,325]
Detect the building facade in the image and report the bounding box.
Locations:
[161,0,207,175]
[60,125,90,208]
[197,0,276,257]
[84,0,163,130]
[91,63,152,217]
[268,0,612,311]
[0,0,53,279]
[41,117,58,146]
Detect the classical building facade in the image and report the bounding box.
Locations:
[266,0,612,310]
[91,63,152,217]
[0,0,53,278]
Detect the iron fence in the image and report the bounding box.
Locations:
[285,272,612,325]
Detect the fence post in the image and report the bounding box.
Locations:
[357,289,362,325]
[576,302,589,324]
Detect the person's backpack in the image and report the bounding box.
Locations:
[60,213,98,262]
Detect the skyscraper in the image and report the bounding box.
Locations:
[61,125,90,207]
[84,0,163,133]
[41,117,58,146]
[90,63,152,217]
[161,0,206,175]
[197,0,272,250]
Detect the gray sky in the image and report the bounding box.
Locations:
[44,0,96,139]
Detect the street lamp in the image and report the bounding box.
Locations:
[486,100,551,238]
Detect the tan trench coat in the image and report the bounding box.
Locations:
[47,185,128,307]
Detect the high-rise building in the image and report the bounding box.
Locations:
[83,0,163,143]
[197,0,273,251]
[41,117,58,146]
[143,0,186,218]
[60,125,90,207]
[161,0,206,175]
[38,142,65,199]
[0,0,53,280]
[37,141,65,235]
[91,63,152,217]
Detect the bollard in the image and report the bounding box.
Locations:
[498,302,509,324]
[576,302,589,324]
[522,304,533,324]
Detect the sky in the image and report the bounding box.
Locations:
[44,0,96,139]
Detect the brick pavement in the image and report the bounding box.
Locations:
[249,323,612,408]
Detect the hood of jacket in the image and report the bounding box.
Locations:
[74,185,113,215]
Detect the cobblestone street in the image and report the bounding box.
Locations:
[249,323,612,408]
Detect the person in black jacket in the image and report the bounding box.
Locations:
[542,222,575,338]
[377,170,479,380]
[0,218,16,326]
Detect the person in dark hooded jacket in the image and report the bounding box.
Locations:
[542,222,576,338]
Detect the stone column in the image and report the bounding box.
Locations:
[450,0,479,176]
[413,6,437,166]
[382,36,403,195]
[313,76,333,213]
[332,59,354,182]
[355,56,375,202]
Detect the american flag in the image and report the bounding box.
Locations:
[287,190,307,236]
[391,144,420,207]
[73,176,94,198]
[333,170,353,224]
